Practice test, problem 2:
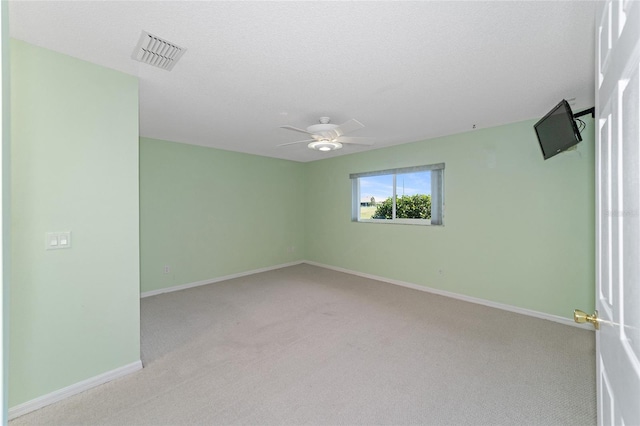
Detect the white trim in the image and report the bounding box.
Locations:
[8,360,142,420]
[303,261,593,330]
[141,260,304,298]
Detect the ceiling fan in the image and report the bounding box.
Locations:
[278,117,373,151]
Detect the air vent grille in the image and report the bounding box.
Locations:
[132,31,186,71]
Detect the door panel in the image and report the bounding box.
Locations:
[596,1,640,425]
[621,64,640,366]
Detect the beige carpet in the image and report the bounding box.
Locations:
[11,264,596,425]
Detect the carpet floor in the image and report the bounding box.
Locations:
[11,264,596,425]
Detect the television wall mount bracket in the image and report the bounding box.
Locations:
[573,107,595,119]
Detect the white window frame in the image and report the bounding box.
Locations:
[350,163,444,226]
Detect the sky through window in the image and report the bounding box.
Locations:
[359,172,431,202]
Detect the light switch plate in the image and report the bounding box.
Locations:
[58,231,71,248]
[46,232,58,249]
[46,231,72,250]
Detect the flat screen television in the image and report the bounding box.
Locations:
[534,100,582,160]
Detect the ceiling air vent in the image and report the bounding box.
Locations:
[132,31,186,71]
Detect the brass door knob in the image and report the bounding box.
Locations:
[574,309,600,330]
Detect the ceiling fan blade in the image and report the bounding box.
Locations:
[280,125,312,135]
[334,119,364,136]
[339,139,374,146]
[277,139,315,147]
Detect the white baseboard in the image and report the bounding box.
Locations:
[141,260,305,298]
[303,260,592,330]
[9,360,142,420]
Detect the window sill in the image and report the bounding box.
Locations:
[354,219,443,226]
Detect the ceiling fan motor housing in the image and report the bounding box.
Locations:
[307,123,339,140]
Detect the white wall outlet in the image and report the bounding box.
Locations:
[163,266,170,274]
[46,231,72,250]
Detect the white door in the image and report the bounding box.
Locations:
[595,1,640,424]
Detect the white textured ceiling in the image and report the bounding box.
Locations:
[9,1,597,162]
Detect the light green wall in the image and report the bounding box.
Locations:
[140,138,305,293]
[305,118,595,318]
[2,1,10,420]
[9,40,140,407]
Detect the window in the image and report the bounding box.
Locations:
[351,163,444,225]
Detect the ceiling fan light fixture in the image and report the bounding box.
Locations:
[308,140,343,152]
